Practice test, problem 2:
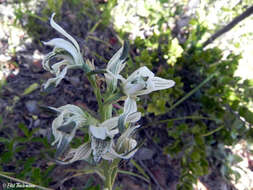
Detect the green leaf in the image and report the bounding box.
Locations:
[194,135,204,146]
[118,169,150,183]
[120,40,130,60]
[1,152,13,163]
[22,83,39,96]
[83,177,95,189]
[18,123,30,138]
[200,158,209,174]
[103,91,124,106]
[0,137,9,144]
[239,106,253,124]
[30,137,50,148]
[31,168,42,184]
[190,150,201,162]
[0,115,2,126]
[232,154,243,164]
[18,157,36,178]
[130,159,150,182]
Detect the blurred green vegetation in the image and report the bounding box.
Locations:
[127,22,252,189]
[0,0,252,189]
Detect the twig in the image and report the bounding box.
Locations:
[138,160,165,190]
[118,169,149,183]
[167,72,218,113]
[144,130,163,153]
[201,126,224,137]
[158,115,217,123]
[203,5,253,47]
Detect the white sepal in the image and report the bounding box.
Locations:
[116,125,140,150]
[105,44,128,91]
[50,104,88,150]
[50,13,80,53]
[61,142,92,164]
[43,38,81,65]
[102,125,140,160]
[89,116,120,140]
[124,96,137,114]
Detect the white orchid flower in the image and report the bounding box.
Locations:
[90,112,141,162]
[89,112,141,140]
[59,142,92,164]
[118,66,175,122]
[122,66,175,97]
[105,42,128,91]
[42,13,89,89]
[102,125,141,160]
[50,104,90,155]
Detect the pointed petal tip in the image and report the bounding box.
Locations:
[152,77,176,90]
[169,80,176,88]
[41,41,47,45]
[50,13,56,23]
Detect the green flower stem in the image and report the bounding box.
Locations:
[118,169,149,183]
[130,159,150,181]
[87,75,104,121]
[102,104,116,190]
[103,159,120,190]
[111,159,120,187]
[0,171,52,190]
[167,72,218,112]
[111,167,118,187]
[104,161,112,190]
[102,104,113,121]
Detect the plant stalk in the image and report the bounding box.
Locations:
[167,72,218,112]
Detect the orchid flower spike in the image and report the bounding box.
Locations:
[50,104,91,156]
[42,13,90,89]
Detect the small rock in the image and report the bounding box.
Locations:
[34,128,47,137]
[25,100,38,114]
[135,147,155,160]
[69,76,80,87]
[34,119,40,127]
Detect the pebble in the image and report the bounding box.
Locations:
[135,147,155,160]
[25,100,38,114]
